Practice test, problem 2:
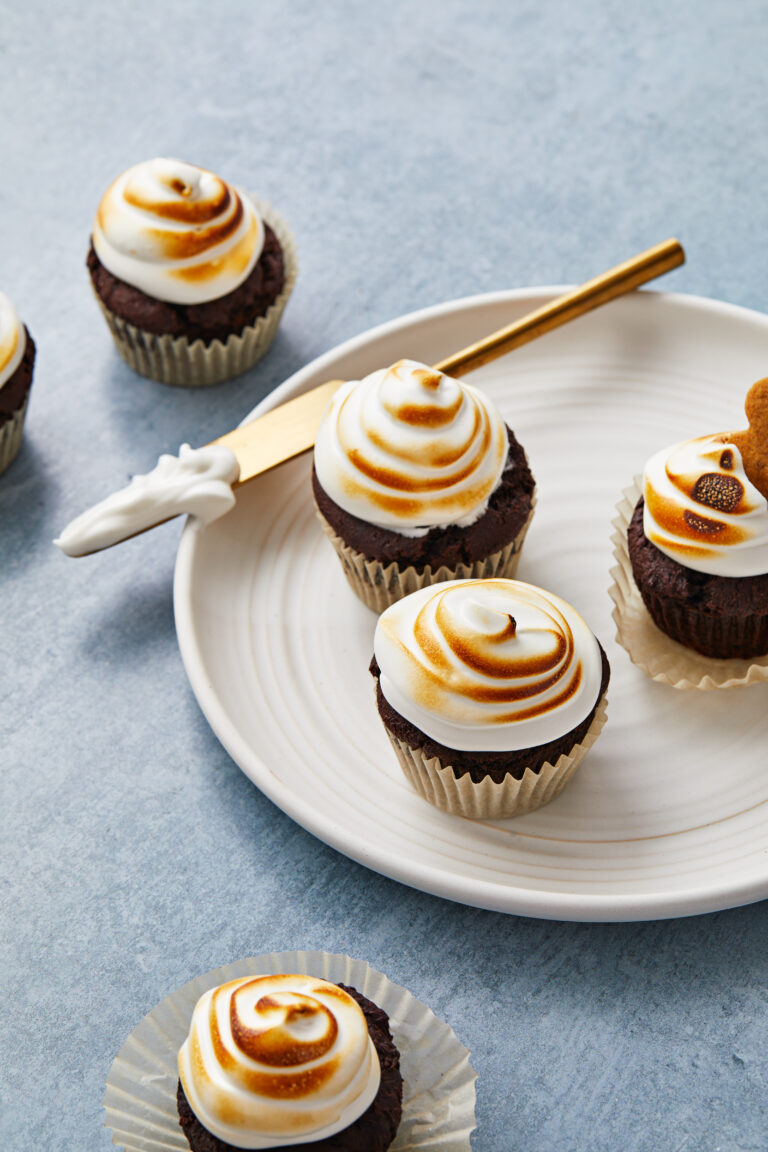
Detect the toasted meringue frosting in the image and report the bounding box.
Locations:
[374,578,604,751]
[92,158,264,304]
[0,292,25,390]
[642,434,768,577]
[313,359,509,535]
[178,974,381,1148]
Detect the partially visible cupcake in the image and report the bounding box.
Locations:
[625,378,768,661]
[87,158,296,386]
[0,292,35,474]
[312,359,536,612]
[176,972,402,1151]
[104,953,476,1151]
[371,578,609,819]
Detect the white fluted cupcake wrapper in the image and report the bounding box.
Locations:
[316,501,535,615]
[609,478,768,690]
[104,950,476,1152]
[0,392,29,474]
[383,697,608,820]
[93,198,297,387]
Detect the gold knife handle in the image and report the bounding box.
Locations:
[433,238,685,377]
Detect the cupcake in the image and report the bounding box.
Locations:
[176,973,402,1151]
[104,952,476,1152]
[87,158,296,386]
[619,378,768,665]
[0,292,35,474]
[312,358,536,612]
[371,578,609,819]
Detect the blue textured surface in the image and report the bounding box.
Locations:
[3,3,768,1150]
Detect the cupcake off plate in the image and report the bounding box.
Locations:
[174,288,768,923]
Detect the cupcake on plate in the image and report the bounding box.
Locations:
[0,291,35,474]
[87,158,297,386]
[371,578,610,819]
[611,378,768,688]
[103,952,476,1152]
[312,358,536,612]
[177,973,401,1152]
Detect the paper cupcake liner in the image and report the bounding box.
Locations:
[316,502,535,614]
[93,198,298,387]
[0,392,29,474]
[104,950,476,1152]
[609,478,768,690]
[638,588,768,659]
[384,696,608,820]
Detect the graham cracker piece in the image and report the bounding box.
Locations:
[731,377,768,499]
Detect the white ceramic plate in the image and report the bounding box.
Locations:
[174,289,768,922]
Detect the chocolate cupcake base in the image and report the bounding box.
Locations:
[177,985,402,1152]
[371,649,610,820]
[317,507,534,614]
[0,328,35,474]
[610,479,768,689]
[89,201,297,386]
[627,496,768,659]
[313,428,536,612]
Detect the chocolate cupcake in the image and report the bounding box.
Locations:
[615,378,768,671]
[103,952,476,1152]
[0,292,35,474]
[87,158,297,386]
[176,973,401,1152]
[313,359,536,612]
[372,578,609,819]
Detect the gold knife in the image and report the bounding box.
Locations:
[55,238,684,556]
[217,237,684,485]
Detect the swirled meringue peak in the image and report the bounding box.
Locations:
[375,578,603,751]
[178,974,381,1148]
[92,158,264,304]
[314,359,509,534]
[0,292,25,389]
[642,433,768,577]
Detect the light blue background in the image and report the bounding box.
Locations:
[2,3,768,1149]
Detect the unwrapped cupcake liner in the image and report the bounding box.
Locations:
[384,696,608,820]
[316,503,535,614]
[104,950,476,1152]
[93,198,297,387]
[0,392,29,474]
[609,479,768,690]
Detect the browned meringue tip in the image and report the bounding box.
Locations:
[609,478,768,690]
[385,695,608,820]
[314,501,536,614]
[92,197,297,387]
